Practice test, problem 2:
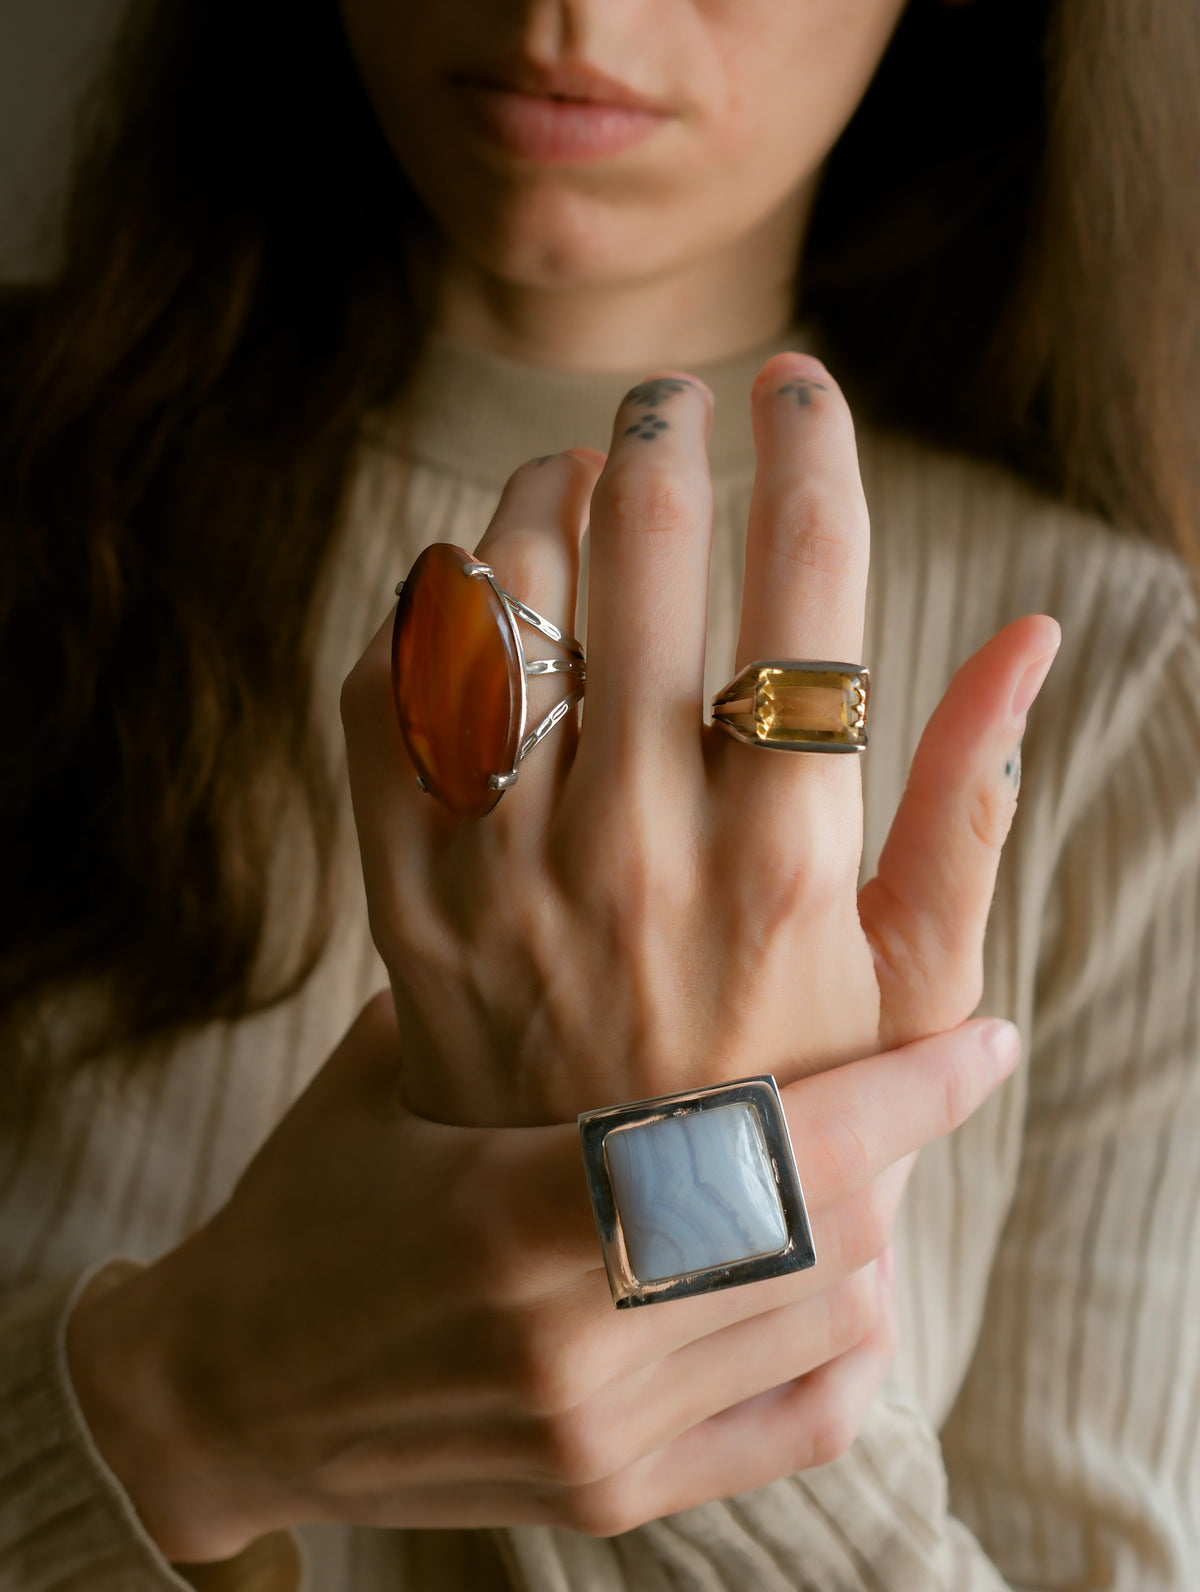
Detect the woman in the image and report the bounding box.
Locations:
[2,0,1198,1588]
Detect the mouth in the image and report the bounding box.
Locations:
[450,59,673,165]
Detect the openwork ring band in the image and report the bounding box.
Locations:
[391,542,585,820]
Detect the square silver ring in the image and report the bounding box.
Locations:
[578,1076,816,1308]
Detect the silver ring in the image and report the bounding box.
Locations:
[578,1076,815,1308]
[391,543,585,819]
[432,561,585,788]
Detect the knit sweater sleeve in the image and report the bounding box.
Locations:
[0,1264,303,1592]
[0,1264,197,1591]
[495,572,1200,1589]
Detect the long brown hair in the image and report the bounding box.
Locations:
[2,0,1197,1097]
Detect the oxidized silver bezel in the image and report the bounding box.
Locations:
[578,1075,816,1309]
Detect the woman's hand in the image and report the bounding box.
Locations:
[344,354,1059,1125]
[66,995,1017,1560]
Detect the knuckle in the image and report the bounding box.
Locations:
[599,472,695,541]
[865,878,985,1028]
[538,1410,624,1489]
[805,1401,860,1471]
[504,1313,592,1416]
[555,1476,644,1538]
[964,779,1019,854]
[811,1107,873,1194]
[772,486,867,578]
[486,526,554,593]
[571,819,681,937]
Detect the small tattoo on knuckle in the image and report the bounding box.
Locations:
[1003,742,1023,791]
[777,378,829,409]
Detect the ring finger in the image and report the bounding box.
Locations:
[718,352,871,816]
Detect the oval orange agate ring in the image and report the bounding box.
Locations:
[391,543,585,819]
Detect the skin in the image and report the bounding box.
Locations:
[340,0,911,367]
[67,1002,1017,1556]
[67,0,1061,1563]
[348,367,1058,1127]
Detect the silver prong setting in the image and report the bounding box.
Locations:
[525,658,586,678]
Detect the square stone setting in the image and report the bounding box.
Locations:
[605,1103,788,1282]
[579,1077,816,1308]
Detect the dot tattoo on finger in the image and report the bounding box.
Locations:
[621,377,692,443]
[1004,742,1022,791]
[624,377,692,408]
[624,415,670,441]
[777,378,829,408]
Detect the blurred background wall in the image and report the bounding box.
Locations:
[0,0,128,278]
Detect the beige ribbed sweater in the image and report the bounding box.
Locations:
[2,333,1199,1592]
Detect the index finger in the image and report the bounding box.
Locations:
[785,1016,1021,1210]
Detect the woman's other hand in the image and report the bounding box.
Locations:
[65,996,1017,1560]
[344,354,1059,1125]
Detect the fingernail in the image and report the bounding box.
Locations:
[1011,636,1061,719]
[763,350,828,379]
[980,1018,1021,1081]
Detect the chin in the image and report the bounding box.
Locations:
[448,185,695,291]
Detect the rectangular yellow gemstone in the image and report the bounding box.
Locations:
[753,670,865,744]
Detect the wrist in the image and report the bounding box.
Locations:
[65,1241,278,1563]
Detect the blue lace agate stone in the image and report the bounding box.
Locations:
[605,1102,789,1283]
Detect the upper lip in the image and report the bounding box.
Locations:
[453,58,670,115]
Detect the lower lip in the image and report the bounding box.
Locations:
[456,84,668,164]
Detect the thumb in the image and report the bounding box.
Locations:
[858,614,1060,1049]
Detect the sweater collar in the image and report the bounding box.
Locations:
[392,326,818,491]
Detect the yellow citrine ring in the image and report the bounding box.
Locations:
[711,660,869,753]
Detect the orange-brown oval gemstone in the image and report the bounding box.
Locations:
[391,544,524,819]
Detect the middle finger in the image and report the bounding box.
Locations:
[716,353,871,817]
[575,373,715,785]
[737,350,870,670]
